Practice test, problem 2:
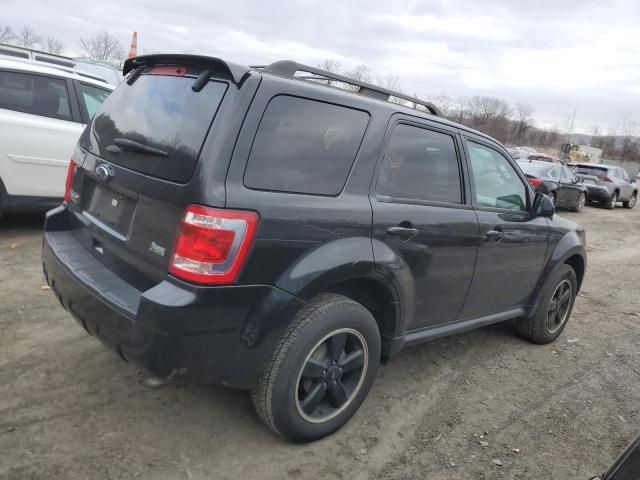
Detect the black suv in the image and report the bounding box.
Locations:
[42,55,587,443]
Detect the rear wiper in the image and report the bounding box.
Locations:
[109,138,168,157]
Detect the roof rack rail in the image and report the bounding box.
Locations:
[254,60,442,116]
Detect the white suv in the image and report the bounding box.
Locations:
[0,57,114,216]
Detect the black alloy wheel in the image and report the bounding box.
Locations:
[296,328,368,422]
[546,279,572,334]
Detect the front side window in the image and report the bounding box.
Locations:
[467,141,528,211]
[376,124,462,204]
[78,83,111,119]
[244,96,370,195]
[0,70,72,121]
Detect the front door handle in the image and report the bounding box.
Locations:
[485,229,504,242]
[387,225,420,241]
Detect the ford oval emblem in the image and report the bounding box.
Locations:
[95,164,113,182]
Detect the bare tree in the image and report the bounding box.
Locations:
[79,32,125,66]
[0,24,15,43]
[17,26,42,48]
[44,37,64,55]
[344,64,371,90]
[318,59,342,74]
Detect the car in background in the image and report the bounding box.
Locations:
[513,146,538,159]
[0,57,113,216]
[569,163,637,209]
[527,152,559,163]
[518,160,587,212]
[0,43,121,87]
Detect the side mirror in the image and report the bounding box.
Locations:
[532,192,555,218]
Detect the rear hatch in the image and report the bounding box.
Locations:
[66,57,234,288]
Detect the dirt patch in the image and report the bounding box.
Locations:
[1,206,639,479]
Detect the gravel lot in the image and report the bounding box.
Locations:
[1,205,639,480]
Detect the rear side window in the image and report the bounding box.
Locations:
[376,124,462,204]
[244,96,369,195]
[78,83,110,119]
[0,70,72,121]
[88,69,228,183]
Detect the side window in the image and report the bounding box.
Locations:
[562,166,577,183]
[376,124,462,204]
[621,169,630,182]
[467,141,528,211]
[0,70,72,121]
[78,83,111,119]
[244,96,369,195]
[548,166,562,180]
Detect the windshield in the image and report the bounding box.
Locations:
[83,70,227,183]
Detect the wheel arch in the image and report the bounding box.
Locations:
[324,276,401,359]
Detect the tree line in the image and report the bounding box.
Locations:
[0,24,125,66]
[319,59,638,163]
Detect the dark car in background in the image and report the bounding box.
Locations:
[569,163,637,209]
[517,160,587,212]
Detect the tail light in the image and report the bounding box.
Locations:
[603,176,613,182]
[527,177,542,188]
[169,205,259,284]
[63,160,77,203]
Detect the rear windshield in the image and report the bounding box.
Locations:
[86,69,227,182]
[573,165,607,178]
[517,162,551,175]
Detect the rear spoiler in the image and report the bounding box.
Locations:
[123,54,250,84]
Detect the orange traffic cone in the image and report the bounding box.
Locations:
[128,31,138,59]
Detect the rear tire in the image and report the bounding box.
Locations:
[547,191,556,206]
[252,293,381,443]
[607,192,618,210]
[623,193,637,209]
[572,193,585,213]
[516,264,577,344]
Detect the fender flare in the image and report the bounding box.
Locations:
[526,231,586,317]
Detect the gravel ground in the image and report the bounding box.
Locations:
[1,205,639,480]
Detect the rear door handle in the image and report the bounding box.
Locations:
[386,225,420,241]
[485,229,504,242]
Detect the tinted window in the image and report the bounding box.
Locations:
[244,96,369,195]
[78,83,110,119]
[376,124,462,204]
[0,70,72,121]
[86,69,227,183]
[468,141,527,211]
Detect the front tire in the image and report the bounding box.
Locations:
[252,293,381,443]
[516,264,577,344]
[623,193,637,209]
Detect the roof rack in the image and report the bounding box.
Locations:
[253,60,441,116]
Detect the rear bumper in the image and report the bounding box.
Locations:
[42,206,305,389]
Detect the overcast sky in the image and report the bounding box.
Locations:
[5,0,640,133]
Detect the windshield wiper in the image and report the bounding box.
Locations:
[110,138,168,157]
